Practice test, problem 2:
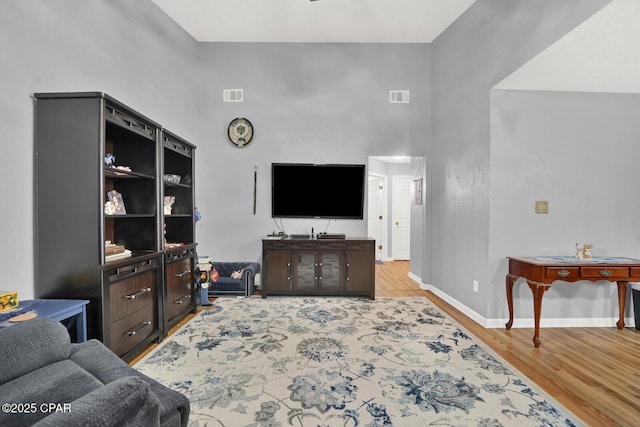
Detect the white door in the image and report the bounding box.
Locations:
[367,175,386,261]
[392,175,411,260]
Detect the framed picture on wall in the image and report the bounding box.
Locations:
[414,178,423,205]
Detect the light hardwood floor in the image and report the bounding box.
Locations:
[132,261,640,426]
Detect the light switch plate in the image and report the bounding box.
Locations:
[535,200,549,214]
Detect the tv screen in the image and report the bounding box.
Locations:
[272,163,366,219]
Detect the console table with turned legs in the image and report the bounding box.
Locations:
[505,256,640,348]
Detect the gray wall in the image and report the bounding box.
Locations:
[428,0,609,318]
[0,2,431,298]
[193,43,431,262]
[2,0,633,327]
[0,0,199,299]
[490,89,640,323]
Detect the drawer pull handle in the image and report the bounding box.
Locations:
[124,287,151,300]
[116,265,136,275]
[125,321,151,336]
[175,270,191,278]
[557,270,571,278]
[175,294,192,304]
[600,270,612,277]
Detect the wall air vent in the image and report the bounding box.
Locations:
[389,90,410,104]
[223,89,244,102]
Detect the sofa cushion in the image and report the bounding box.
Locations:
[0,359,103,426]
[32,376,160,427]
[0,318,71,384]
[210,277,244,290]
[210,267,220,283]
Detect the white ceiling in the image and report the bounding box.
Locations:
[151,0,477,43]
[152,0,640,94]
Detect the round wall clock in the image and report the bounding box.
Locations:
[227,117,254,147]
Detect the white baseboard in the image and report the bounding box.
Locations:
[407,274,637,329]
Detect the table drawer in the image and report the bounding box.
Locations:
[317,242,348,249]
[581,266,629,279]
[630,267,640,278]
[347,241,374,250]
[545,267,579,280]
[109,304,156,357]
[263,241,290,250]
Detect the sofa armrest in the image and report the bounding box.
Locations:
[32,376,160,427]
[71,340,190,427]
[0,318,70,385]
[241,262,260,279]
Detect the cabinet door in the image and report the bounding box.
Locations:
[293,251,317,291]
[265,250,293,292]
[318,251,344,291]
[346,250,374,293]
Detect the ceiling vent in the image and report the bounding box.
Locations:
[223,89,244,102]
[389,90,410,104]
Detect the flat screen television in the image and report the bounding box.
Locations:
[271,163,366,219]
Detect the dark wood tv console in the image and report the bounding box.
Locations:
[262,237,375,299]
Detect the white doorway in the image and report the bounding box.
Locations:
[367,174,387,262]
[392,175,411,260]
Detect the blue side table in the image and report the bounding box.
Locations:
[0,299,89,342]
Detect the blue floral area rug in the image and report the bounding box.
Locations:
[134,297,583,426]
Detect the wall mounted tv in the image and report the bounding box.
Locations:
[271,163,366,219]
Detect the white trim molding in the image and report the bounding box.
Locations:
[408,274,636,329]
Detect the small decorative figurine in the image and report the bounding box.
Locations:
[104,153,116,167]
[582,243,593,260]
[575,243,584,259]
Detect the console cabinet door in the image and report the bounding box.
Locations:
[265,250,293,292]
[293,251,317,291]
[345,250,373,293]
[318,251,344,291]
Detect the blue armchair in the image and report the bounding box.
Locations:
[203,261,260,297]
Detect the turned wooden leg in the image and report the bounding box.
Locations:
[528,281,549,348]
[616,281,628,329]
[505,274,517,330]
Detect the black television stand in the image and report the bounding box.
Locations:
[262,236,375,299]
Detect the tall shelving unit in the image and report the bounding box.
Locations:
[34,92,196,361]
[161,129,197,333]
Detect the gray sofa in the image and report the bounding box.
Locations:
[205,261,260,297]
[0,318,189,426]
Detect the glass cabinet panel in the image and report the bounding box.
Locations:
[294,252,316,289]
[319,252,343,291]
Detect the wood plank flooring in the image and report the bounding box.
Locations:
[132,260,640,426]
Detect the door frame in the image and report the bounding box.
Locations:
[367,173,389,261]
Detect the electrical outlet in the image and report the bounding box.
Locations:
[472,280,479,293]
